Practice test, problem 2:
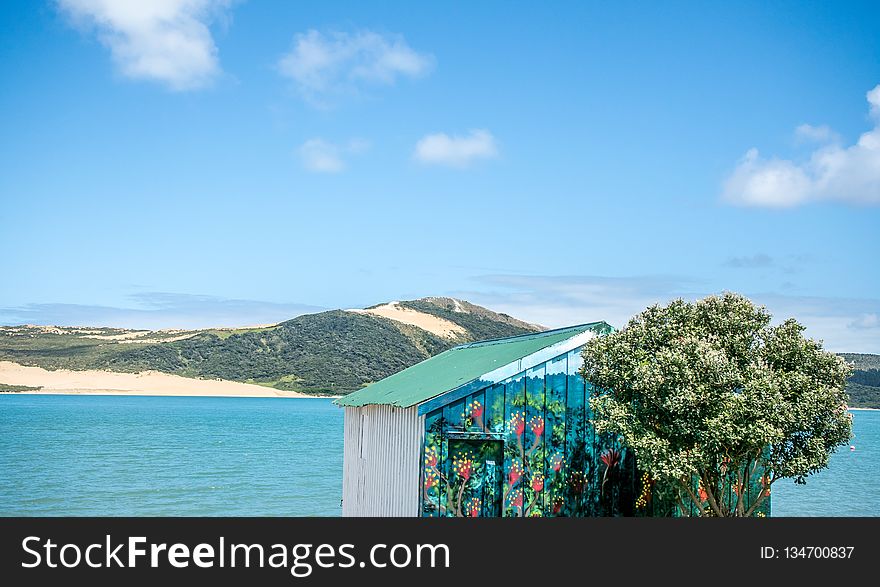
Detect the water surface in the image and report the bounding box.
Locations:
[1,395,877,516]
[0,395,343,516]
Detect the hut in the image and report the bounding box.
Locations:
[336,323,769,517]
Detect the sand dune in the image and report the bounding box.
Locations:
[0,361,309,398]
[348,302,466,338]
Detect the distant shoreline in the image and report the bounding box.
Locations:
[0,361,326,399]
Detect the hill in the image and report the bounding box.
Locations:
[840,353,880,371]
[838,353,880,409]
[2,304,876,405]
[0,298,542,395]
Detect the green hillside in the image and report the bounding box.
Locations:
[0,298,541,395]
[838,353,880,409]
[840,353,880,371]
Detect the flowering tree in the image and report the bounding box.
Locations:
[582,293,852,517]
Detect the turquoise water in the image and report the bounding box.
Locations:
[0,395,877,516]
[772,409,880,516]
[0,395,343,516]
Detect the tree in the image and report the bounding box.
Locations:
[581,293,852,517]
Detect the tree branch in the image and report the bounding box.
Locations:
[735,462,746,517]
[680,479,708,516]
[674,490,692,517]
[699,471,725,517]
[744,489,769,517]
[744,466,775,517]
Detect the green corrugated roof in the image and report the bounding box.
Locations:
[335,322,608,408]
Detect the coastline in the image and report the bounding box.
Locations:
[0,361,319,399]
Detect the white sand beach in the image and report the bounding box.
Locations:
[0,361,310,398]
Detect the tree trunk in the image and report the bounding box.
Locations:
[699,472,725,516]
[679,480,708,515]
[735,464,745,517]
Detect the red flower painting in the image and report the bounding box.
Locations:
[531,473,544,492]
[509,489,523,509]
[529,416,544,437]
[509,412,525,438]
[424,470,438,490]
[600,448,620,469]
[453,454,474,481]
[469,401,484,421]
[462,400,486,431]
[508,459,523,486]
[697,483,708,502]
[600,448,621,496]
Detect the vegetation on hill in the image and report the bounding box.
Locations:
[0,383,41,393]
[846,383,880,410]
[837,354,880,409]
[1,302,876,404]
[840,353,880,370]
[108,310,452,394]
[0,298,539,395]
[834,354,880,409]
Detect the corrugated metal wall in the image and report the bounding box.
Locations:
[342,405,423,517]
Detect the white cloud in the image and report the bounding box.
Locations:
[278,29,433,106]
[794,123,837,144]
[723,84,880,207]
[413,129,499,168]
[297,138,370,173]
[870,85,880,118]
[454,274,880,353]
[58,0,230,91]
[298,139,343,173]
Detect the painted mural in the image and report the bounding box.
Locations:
[419,346,769,517]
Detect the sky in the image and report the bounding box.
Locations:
[0,0,878,351]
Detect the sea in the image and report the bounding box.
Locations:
[0,395,877,516]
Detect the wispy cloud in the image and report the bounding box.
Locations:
[722,83,880,207]
[298,139,342,173]
[794,123,838,144]
[849,313,879,330]
[723,254,774,269]
[455,274,699,332]
[297,138,369,173]
[278,29,433,106]
[721,253,809,275]
[0,292,324,330]
[454,274,880,353]
[413,129,499,168]
[57,0,231,91]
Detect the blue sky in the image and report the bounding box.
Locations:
[1,1,878,351]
